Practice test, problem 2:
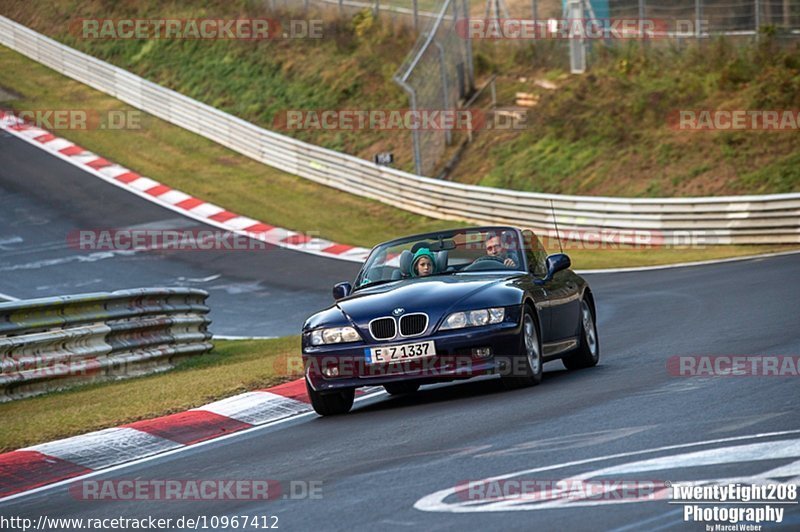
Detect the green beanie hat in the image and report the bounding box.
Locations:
[411,248,436,276]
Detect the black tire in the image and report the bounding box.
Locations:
[562,298,600,370]
[306,378,355,416]
[500,306,543,389]
[383,382,420,395]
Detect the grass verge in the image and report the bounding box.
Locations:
[0,338,302,453]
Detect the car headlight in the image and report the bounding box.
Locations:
[440,307,505,330]
[310,326,362,346]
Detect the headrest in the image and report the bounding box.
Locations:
[399,249,413,276]
[435,250,448,273]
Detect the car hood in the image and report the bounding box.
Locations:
[305,273,525,333]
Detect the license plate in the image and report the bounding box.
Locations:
[368,340,435,364]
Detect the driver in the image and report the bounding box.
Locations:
[483,232,517,268]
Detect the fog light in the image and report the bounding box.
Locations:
[472,347,492,358]
[322,366,340,377]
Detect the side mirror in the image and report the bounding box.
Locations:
[332,281,353,300]
[535,253,571,285]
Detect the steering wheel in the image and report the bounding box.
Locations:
[461,255,506,272]
[473,255,505,263]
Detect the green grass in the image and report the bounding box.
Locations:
[456,37,800,197]
[0,338,304,452]
[564,245,798,271]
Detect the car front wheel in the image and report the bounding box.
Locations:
[306,378,355,416]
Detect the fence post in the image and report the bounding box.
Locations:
[567,0,586,73]
[638,0,647,42]
[784,0,791,28]
[695,0,702,39]
[755,0,761,40]
[531,0,538,21]
[396,79,422,175]
[461,0,475,92]
[374,0,380,18]
[413,0,419,30]
[339,0,343,15]
[434,41,452,145]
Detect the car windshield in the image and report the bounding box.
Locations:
[355,227,527,288]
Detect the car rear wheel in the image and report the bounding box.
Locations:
[500,306,542,389]
[562,298,600,370]
[306,378,355,416]
[383,382,420,395]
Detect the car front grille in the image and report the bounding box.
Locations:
[370,317,396,340]
[399,313,428,337]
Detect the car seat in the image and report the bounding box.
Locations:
[391,249,414,280]
[435,250,449,273]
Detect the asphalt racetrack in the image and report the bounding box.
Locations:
[2,125,799,529]
[0,131,359,336]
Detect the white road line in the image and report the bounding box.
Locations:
[414,429,800,513]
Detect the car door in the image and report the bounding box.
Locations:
[545,269,581,341]
[521,231,553,342]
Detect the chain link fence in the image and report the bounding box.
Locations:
[393,0,475,176]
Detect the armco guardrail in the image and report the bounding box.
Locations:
[1,15,798,245]
[0,288,212,401]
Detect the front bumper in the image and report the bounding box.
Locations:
[303,320,522,392]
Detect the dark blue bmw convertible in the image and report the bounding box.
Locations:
[302,226,599,415]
